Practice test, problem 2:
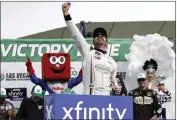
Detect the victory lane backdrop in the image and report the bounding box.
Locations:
[1,38,176,118]
[1,38,132,62]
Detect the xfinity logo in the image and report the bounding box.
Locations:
[8,91,23,97]
[44,94,133,119]
[46,101,127,119]
[5,88,27,101]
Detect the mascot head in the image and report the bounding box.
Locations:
[42,53,70,93]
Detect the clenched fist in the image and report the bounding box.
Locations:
[62,2,71,16]
[26,57,35,76]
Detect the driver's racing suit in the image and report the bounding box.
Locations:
[64,14,120,95]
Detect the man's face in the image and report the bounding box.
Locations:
[157,83,165,90]
[138,78,148,89]
[32,96,41,102]
[93,34,107,47]
[146,69,155,81]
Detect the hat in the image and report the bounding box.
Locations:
[157,80,165,86]
[157,82,165,86]
[137,73,146,81]
[0,88,7,98]
[32,85,43,97]
[143,59,158,72]
[93,27,107,38]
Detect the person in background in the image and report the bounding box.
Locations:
[143,59,172,103]
[16,85,44,120]
[156,82,172,105]
[112,74,127,96]
[128,73,162,120]
[0,88,16,120]
[143,59,172,119]
[143,59,159,89]
[156,81,172,120]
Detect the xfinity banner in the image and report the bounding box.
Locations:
[5,88,27,101]
[44,94,133,119]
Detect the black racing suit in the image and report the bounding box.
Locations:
[128,88,162,120]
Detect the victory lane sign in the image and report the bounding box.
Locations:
[44,94,133,119]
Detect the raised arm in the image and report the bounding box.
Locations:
[26,57,46,90]
[62,2,90,56]
[30,74,46,89]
